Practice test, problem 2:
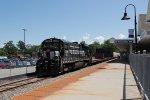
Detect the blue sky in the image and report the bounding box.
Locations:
[0,0,148,47]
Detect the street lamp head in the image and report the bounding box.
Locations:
[22,29,27,31]
[121,12,130,20]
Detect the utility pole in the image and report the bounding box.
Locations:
[22,29,27,74]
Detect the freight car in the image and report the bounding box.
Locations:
[95,48,113,60]
[36,38,92,76]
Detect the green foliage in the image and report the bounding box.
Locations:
[101,40,117,52]
[3,41,17,58]
[88,40,118,56]
[88,41,101,56]
[0,48,6,56]
[17,40,25,55]
[30,45,40,53]
[25,45,40,57]
[17,40,25,50]
[1,40,41,58]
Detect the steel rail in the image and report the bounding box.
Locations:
[0,77,46,93]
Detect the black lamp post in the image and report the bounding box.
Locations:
[121,4,138,54]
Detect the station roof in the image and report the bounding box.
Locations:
[114,38,134,52]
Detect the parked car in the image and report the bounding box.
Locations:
[22,61,31,67]
[9,60,16,68]
[30,59,36,66]
[26,61,31,66]
[0,60,5,69]
[15,60,24,67]
[3,59,11,69]
[0,59,11,69]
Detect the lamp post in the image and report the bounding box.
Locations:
[121,4,138,54]
[22,29,27,74]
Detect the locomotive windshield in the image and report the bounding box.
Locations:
[50,51,55,59]
[42,48,59,60]
[43,51,54,59]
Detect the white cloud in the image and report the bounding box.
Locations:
[82,33,90,40]
[118,34,126,39]
[80,33,92,44]
[80,33,126,44]
[71,40,75,42]
[95,35,105,44]
[0,44,4,48]
[80,33,105,44]
[62,35,67,40]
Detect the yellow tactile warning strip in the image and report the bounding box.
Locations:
[12,63,107,100]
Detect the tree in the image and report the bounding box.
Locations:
[88,40,118,57]
[30,45,40,53]
[16,40,40,58]
[101,40,118,52]
[17,40,25,55]
[25,45,40,57]
[88,41,101,56]
[3,41,17,58]
[0,48,6,56]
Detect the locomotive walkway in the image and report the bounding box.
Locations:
[12,60,142,100]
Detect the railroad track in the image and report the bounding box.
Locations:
[0,77,46,93]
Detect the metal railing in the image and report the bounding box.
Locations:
[129,54,150,100]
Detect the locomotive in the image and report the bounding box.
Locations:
[36,38,92,76]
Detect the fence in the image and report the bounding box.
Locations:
[129,54,150,100]
[0,66,35,79]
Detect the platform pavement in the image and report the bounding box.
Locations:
[13,61,142,100]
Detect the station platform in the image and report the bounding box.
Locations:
[12,61,142,100]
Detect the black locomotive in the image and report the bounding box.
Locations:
[36,38,92,76]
